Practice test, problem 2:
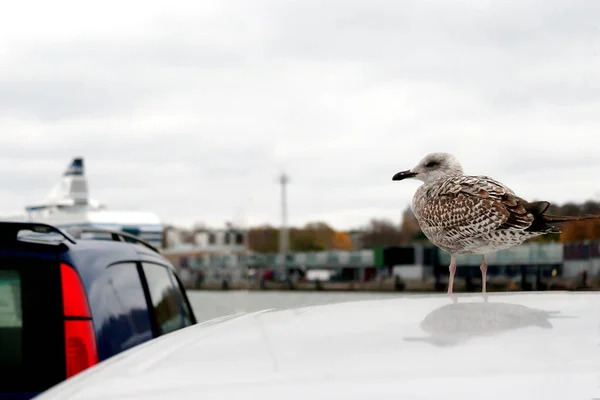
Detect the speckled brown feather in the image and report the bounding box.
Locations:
[412,175,548,254]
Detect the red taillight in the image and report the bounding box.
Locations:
[60,263,98,378]
[60,263,91,318]
[64,320,99,378]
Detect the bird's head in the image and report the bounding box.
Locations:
[392,152,464,184]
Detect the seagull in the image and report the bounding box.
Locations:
[392,152,600,294]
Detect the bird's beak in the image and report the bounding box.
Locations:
[392,170,417,181]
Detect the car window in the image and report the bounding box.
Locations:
[0,257,65,395]
[166,267,194,326]
[87,262,154,360]
[141,262,192,335]
[0,270,23,368]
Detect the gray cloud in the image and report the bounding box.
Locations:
[1,0,600,230]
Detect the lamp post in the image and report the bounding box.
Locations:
[278,173,289,281]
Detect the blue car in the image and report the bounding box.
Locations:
[0,222,197,400]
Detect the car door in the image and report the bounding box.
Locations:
[139,262,195,336]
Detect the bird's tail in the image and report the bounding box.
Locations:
[542,214,600,223]
[524,200,600,234]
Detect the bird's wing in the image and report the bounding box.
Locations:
[417,175,534,241]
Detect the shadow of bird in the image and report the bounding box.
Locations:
[403,294,574,347]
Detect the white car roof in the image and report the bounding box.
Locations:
[36,291,600,400]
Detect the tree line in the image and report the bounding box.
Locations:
[246,200,600,253]
[166,200,600,253]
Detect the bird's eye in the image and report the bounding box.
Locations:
[425,161,438,168]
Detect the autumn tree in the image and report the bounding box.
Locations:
[247,225,279,253]
[290,228,323,251]
[399,207,425,242]
[359,218,403,248]
[290,222,337,251]
[560,219,600,243]
[332,231,354,250]
[248,222,339,252]
[303,222,336,249]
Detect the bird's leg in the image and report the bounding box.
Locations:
[448,254,457,294]
[480,255,488,293]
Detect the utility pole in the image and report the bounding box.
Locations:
[278,173,289,281]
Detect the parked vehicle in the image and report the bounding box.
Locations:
[29,292,600,400]
[30,290,600,400]
[0,222,196,400]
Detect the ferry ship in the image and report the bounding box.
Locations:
[0,157,164,248]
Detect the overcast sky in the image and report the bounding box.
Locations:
[1,0,599,231]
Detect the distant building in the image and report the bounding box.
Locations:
[163,224,247,252]
[161,223,250,287]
